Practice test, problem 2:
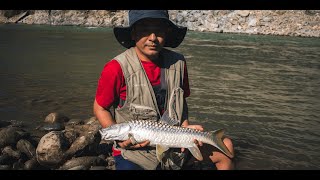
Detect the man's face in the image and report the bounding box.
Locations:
[131,18,170,61]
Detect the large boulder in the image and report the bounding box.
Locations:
[36,131,70,168]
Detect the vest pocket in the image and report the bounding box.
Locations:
[129,103,158,121]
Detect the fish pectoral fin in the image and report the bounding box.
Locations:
[128,133,138,145]
[156,144,169,161]
[188,144,203,161]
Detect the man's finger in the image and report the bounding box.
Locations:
[119,139,133,148]
[195,125,204,131]
[194,139,203,146]
[187,125,204,131]
[134,143,142,149]
[140,140,150,147]
[132,140,150,149]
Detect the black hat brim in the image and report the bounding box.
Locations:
[114,21,187,49]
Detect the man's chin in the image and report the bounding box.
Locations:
[146,49,160,56]
[145,52,160,60]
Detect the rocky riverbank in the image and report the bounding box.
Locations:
[0,10,319,37]
[0,112,115,170]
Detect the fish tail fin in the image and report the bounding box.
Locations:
[210,129,234,158]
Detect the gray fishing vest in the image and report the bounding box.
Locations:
[113,47,187,170]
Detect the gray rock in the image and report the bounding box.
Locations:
[2,146,21,159]
[36,131,70,168]
[0,154,16,165]
[0,165,11,170]
[44,112,69,124]
[40,122,65,131]
[24,157,41,170]
[67,165,87,170]
[16,139,36,159]
[248,17,257,27]
[2,10,26,18]
[237,10,250,17]
[89,166,107,170]
[65,119,84,126]
[64,129,101,158]
[0,127,29,148]
[12,160,24,170]
[59,156,106,170]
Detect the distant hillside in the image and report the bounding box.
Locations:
[0,10,319,37]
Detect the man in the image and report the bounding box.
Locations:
[93,10,234,170]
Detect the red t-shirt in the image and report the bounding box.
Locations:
[95,59,190,156]
[95,59,190,110]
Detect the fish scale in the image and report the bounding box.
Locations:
[100,120,234,160]
[129,120,208,146]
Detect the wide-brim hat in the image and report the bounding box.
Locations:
[114,10,187,49]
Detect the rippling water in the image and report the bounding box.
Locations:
[0,24,319,169]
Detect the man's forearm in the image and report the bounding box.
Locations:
[93,99,116,128]
[96,109,115,128]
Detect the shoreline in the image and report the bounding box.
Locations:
[0,10,319,38]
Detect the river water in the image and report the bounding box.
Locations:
[0,24,319,170]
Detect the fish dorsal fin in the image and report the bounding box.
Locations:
[159,110,179,126]
[156,144,170,161]
[188,144,203,161]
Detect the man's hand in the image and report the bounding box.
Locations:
[118,139,150,149]
[181,124,204,152]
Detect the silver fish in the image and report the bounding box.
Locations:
[99,120,234,161]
